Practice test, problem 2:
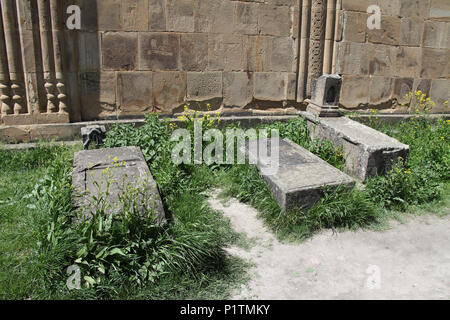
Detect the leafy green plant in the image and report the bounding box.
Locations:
[364,116,449,210]
[104,114,190,199]
[401,90,438,114]
[365,160,441,210]
[176,104,221,132]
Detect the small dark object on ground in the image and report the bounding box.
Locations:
[82,125,107,150]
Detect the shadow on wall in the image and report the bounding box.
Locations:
[72,0,101,121]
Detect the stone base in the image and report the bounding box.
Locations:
[306,103,342,117]
[1,113,70,126]
[0,115,301,144]
[301,111,410,181]
[243,138,355,211]
[72,147,166,224]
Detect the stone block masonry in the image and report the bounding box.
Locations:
[0,0,449,132]
[72,146,166,224]
[336,0,450,111]
[74,0,302,121]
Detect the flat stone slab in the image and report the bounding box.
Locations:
[302,112,410,181]
[243,138,355,212]
[72,146,165,224]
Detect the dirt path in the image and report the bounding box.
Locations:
[208,192,450,300]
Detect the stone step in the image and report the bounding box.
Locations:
[72,146,166,224]
[242,138,355,212]
[301,112,410,181]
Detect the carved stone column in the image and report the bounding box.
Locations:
[0,6,11,116]
[1,0,24,115]
[50,0,68,114]
[38,0,57,114]
[306,0,326,97]
[297,0,311,102]
[331,0,342,74]
[323,0,336,74]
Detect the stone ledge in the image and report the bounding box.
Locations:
[301,111,410,181]
[0,114,302,144]
[0,141,82,151]
[1,113,70,126]
[2,113,448,145]
[349,113,450,125]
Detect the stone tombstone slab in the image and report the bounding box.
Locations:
[242,138,355,211]
[302,112,410,181]
[73,147,166,224]
[307,74,342,117]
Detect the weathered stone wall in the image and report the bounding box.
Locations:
[75,0,300,120]
[336,0,450,112]
[0,0,449,130]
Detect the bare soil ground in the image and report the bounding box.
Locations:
[208,192,450,300]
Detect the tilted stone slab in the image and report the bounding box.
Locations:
[72,147,166,224]
[242,138,355,212]
[302,112,410,181]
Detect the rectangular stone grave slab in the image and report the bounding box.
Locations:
[73,146,166,224]
[301,112,410,181]
[242,138,355,212]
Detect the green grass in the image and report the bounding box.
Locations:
[217,116,449,241]
[0,140,248,300]
[1,114,448,299]
[0,144,78,299]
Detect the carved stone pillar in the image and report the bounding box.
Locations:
[323,0,336,74]
[50,0,68,115]
[297,0,311,102]
[0,7,11,116]
[38,0,57,114]
[331,0,342,74]
[306,0,326,97]
[17,0,44,117]
[1,0,24,115]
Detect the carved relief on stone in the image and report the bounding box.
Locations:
[297,0,311,102]
[1,0,24,114]
[310,0,326,41]
[50,0,68,114]
[309,40,324,77]
[0,8,11,116]
[307,0,327,97]
[38,0,57,113]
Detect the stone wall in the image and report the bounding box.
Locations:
[0,0,449,129]
[336,0,450,112]
[73,0,301,120]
